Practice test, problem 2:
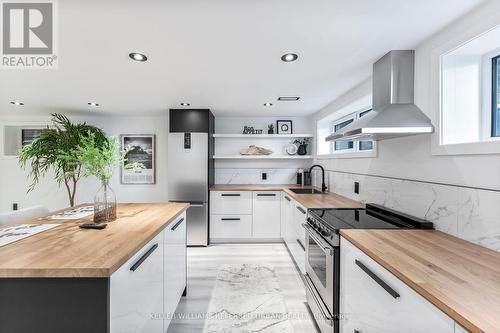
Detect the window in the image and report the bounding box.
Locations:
[440,25,500,147]
[333,118,354,151]
[493,55,500,137]
[331,108,374,154]
[358,109,373,151]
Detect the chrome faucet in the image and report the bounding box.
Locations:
[309,165,327,193]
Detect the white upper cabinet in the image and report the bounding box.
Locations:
[252,191,281,238]
[340,237,455,333]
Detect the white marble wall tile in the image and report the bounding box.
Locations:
[329,172,460,237]
[215,169,297,185]
[388,180,459,236]
[458,188,500,252]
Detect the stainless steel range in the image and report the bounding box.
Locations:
[302,204,434,333]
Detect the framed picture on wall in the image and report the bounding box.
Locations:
[120,134,156,184]
[276,120,293,134]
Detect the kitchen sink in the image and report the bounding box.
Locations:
[289,188,323,194]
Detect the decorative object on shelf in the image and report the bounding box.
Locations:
[285,143,298,155]
[242,126,264,135]
[277,120,293,134]
[267,124,274,134]
[293,137,311,155]
[239,145,273,155]
[243,126,255,134]
[18,113,107,207]
[120,134,156,184]
[77,133,128,223]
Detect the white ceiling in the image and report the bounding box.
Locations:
[0,0,484,117]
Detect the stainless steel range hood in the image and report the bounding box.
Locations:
[326,50,434,142]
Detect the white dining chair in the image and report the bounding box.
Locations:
[0,205,50,226]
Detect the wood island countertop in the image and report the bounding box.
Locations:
[210,184,364,209]
[0,203,189,278]
[340,229,500,333]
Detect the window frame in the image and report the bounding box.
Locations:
[329,108,375,155]
[492,55,500,138]
[331,115,355,153]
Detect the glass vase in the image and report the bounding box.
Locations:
[93,181,117,223]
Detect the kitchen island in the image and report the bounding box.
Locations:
[0,203,188,333]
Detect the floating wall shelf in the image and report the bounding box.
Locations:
[213,155,313,160]
[213,134,313,138]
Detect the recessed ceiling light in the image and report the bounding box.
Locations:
[263,103,273,106]
[278,96,300,101]
[129,52,148,62]
[180,102,190,106]
[281,53,298,62]
[10,101,24,106]
[88,102,99,107]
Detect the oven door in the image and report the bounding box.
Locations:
[303,223,337,314]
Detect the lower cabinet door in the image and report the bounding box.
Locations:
[340,237,455,333]
[252,191,281,238]
[210,215,252,239]
[110,233,164,333]
[164,212,187,331]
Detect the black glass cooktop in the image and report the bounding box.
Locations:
[309,204,434,231]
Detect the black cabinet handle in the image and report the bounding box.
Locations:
[257,193,276,197]
[354,330,361,333]
[171,217,184,231]
[296,239,305,251]
[284,196,291,202]
[355,260,400,299]
[221,193,240,197]
[221,218,241,221]
[296,206,306,214]
[130,244,158,272]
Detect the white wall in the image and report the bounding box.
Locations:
[313,1,500,191]
[0,114,168,212]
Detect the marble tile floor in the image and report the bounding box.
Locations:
[167,244,318,333]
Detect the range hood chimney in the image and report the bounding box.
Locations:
[326,50,434,142]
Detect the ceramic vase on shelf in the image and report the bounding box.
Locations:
[298,144,308,155]
[93,181,117,223]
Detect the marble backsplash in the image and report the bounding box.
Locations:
[215,168,300,185]
[312,170,500,252]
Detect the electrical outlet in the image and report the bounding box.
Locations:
[354,182,360,194]
[262,172,267,180]
[13,203,18,211]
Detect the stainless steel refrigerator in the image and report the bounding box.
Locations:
[168,109,214,246]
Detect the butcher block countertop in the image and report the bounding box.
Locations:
[341,229,500,333]
[210,184,364,209]
[0,203,189,278]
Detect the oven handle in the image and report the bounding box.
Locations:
[302,224,333,256]
[304,274,334,326]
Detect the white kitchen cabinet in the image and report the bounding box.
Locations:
[164,212,187,331]
[110,232,164,333]
[340,237,455,333]
[282,195,306,274]
[252,191,281,238]
[210,214,252,239]
[291,201,307,274]
[210,191,252,215]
